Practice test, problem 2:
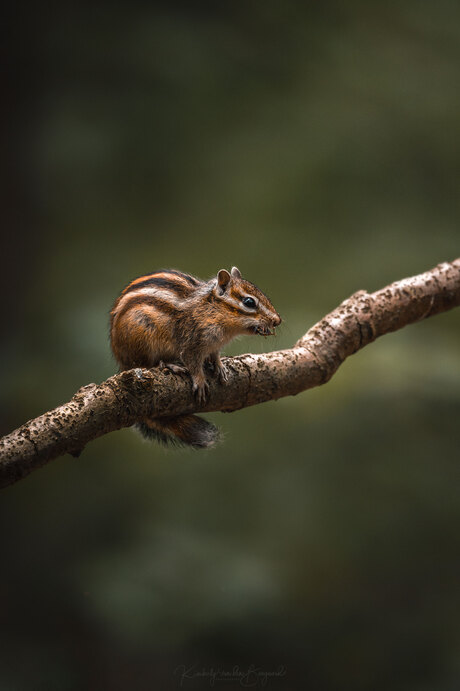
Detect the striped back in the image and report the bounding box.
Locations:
[110,270,202,329]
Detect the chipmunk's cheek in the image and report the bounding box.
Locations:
[240,317,254,331]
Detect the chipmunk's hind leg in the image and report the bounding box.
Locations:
[158,360,189,375]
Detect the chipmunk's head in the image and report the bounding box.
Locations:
[214,266,281,336]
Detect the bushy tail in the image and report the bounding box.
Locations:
[136,414,219,449]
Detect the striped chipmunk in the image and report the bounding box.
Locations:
[110,267,281,448]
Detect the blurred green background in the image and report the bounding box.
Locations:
[2,2,460,689]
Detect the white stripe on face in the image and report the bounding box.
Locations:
[258,301,275,319]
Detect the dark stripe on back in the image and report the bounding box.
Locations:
[162,269,201,287]
[115,293,179,323]
[123,275,191,298]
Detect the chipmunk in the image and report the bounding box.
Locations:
[110,266,281,448]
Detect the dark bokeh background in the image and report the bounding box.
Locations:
[2,2,460,690]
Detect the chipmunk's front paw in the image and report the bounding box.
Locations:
[205,357,228,384]
[192,379,209,406]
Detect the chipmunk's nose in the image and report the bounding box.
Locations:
[273,314,282,327]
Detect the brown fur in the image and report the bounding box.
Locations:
[110,267,281,447]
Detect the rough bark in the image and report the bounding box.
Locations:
[1,259,459,489]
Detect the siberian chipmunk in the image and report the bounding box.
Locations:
[110,266,281,448]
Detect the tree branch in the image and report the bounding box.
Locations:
[1,259,459,489]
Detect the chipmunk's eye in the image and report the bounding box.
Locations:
[242,296,257,309]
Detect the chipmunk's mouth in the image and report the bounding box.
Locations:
[254,325,276,336]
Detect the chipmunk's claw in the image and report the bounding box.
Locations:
[192,379,209,406]
[216,363,229,384]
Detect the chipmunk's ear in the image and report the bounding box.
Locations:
[231,266,242,279]
[217,269,231,294]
